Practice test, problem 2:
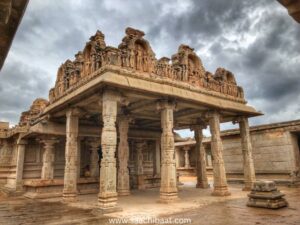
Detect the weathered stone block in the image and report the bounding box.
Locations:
[247,181,288,209]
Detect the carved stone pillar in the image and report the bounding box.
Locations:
[208,111,230,196]
[41,138,58,180]
[77,139,82,179]
[154,139,161,175]
[238,117,256,191]
[63,108,80,202]
[9,139,27,192]
[88,138,100,178]
[136,141,146,190]
[158,100,178,202]
[183,147,190,169]
[117,116,131,196]
[98,90,119,211]
[194,125,209,189]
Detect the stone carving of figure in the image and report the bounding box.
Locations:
[74,51,84,78]
[121,50,130,67]
[143,54,148,72]
[136,49,143,71]
[129,50,135,68]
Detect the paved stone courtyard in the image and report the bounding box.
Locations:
[0,177,299,225]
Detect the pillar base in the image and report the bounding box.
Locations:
[0,186,24,197]
[159,192,179,203]
[98,194,118,209]
[243,182,254,191]
[118,190,130,196]
[93,206,123,214]
[212,186,231,196]
[137,175,145,190]
[62,192,77,202]
[242,186,252,191]
[196,182,210,189]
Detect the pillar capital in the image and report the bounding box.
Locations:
[156,100,176,111]
[66,107,82,118]
[190,122,207,131]
[102,88,129,106]
[204,110,221,120]
[118,114,134,126]
[39,137,59,146]
[232,116,248,125]
[16,138,28,145]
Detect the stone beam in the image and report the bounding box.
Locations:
[0,0,28,70]
[28,121,160,139]
[127,100,155,112]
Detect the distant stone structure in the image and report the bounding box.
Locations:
[176,120,300,186]
[0,27,261,213]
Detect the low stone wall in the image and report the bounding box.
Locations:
[222,129,297,183]
[23,178,99,199]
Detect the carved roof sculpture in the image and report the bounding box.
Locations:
[19,98,48,126]
[48,27,245,104]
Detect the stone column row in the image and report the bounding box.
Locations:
[195,111,256,194]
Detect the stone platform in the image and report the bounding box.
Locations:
[23,178,99,199]
[247,181,288,209]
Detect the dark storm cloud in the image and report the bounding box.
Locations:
[0,0,299,132]
[0,58,50,124]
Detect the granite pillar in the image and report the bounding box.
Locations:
[208,111,230,196]
[63,108,80,202]
[158,100,178,202]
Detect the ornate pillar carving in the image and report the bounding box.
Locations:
[63,108,80,202]
[237,117,256,191]
[117,116,131,196]
[193,125,209,189]
[136,141,146,190]
[41,138,58,180]
[154,139,161,176]
[207,111,230,196]
[88,138,100,178]
[98,89,119,211]
[157,100,178,202]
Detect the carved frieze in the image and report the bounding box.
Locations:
[49,27,245,104]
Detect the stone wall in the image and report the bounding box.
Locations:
[222,129,297,182]
[22,138,91,180]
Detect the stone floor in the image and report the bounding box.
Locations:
[0,177,299,225]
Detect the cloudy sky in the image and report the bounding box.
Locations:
[0,0,299,137]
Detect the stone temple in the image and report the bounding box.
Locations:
[0,27,262,213]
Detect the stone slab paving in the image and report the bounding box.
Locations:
[0,181,299,225]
